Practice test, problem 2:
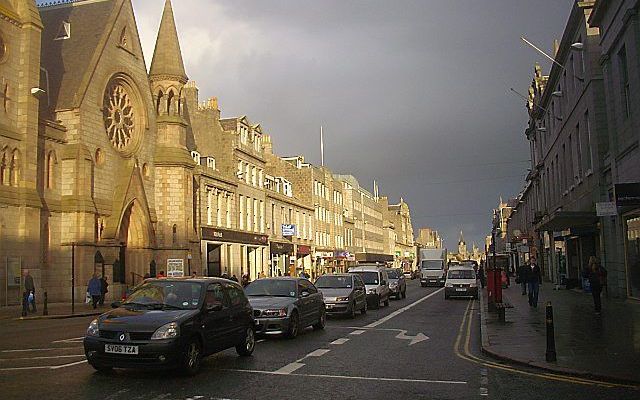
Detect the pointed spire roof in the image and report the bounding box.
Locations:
[149,0,187,83]
[459,230,465,245]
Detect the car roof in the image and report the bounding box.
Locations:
[448,265,475,271]
[318,273,352,278]
[145,277,241,285]
[256,276,300,281]
[348,266,383,272]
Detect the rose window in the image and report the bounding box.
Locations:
[103,83,136,151]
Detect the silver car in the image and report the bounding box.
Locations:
[315,274,367,318]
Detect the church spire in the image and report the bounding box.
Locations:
[149,0,187,84]
[459,230,465,245]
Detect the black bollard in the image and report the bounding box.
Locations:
[43,291,48,316]
[545,301,557,362]
[21,291,27,317]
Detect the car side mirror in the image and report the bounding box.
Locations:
[111,301,121,309]
[301,291,310,298]
[207,303,223,312]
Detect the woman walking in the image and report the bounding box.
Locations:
[587,256,606,315]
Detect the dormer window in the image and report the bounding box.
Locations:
[191,151,200,164]
[54,21,71,41]
[206,157,215,170]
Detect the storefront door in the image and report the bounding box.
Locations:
[625,214,640,299]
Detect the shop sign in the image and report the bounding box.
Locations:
[297,245,311,255]
[334,250,350,259]
[615,183,640,207]
[201,227,268,246]
[596,202,618,216]
[270,241,294,255]
[282,224,296,237]
[316,251,333,258]
[167,259,184,277]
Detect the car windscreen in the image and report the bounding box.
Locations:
[353,271,380,285]
[447,270,476,279]
[245,279,297,297]
[124,281,203,309]
[421,260,443,270]
[315,275,352,289]
[386,270,400,279]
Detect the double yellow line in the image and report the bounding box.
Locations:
[453,300,639,389]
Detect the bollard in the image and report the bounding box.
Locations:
[43,291,48,316]
[21,291,27,317]
[545,301,557,362]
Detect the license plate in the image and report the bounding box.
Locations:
[455,288,466,292]
[429,280,437,282]
[105,344,138,355]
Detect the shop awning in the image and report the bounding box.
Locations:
[536,211,598,232]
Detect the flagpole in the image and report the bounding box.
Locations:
[320,125,325,167]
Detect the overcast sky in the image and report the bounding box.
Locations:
[42,0,575,249]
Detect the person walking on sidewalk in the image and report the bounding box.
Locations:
[23,269,36,313]
[98,275,109,306]
[87,274,102,309]
[517,262,528,296]
[587,256,606,315]
[526,256,542,308]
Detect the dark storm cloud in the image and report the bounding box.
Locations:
[42,0,574,249]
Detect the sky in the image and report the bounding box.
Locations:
[40,0,574,249]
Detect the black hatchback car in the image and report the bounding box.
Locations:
[84,278,255,375]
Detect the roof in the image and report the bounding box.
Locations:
[40,0,119,111]
[149,0,187,83]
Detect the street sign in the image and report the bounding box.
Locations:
[281,224,296,237]
[167,259,184,277]
[596,202,618,216]
[614,183,640,207]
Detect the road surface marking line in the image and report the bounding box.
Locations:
[479,387,488,396]
[305,349,330,357]
[224,368,467,384]
[49,359,87,369]
[334,326,406,332]
[0,354,85,361]
[330,338,349,345]
[453,301,637,389]
[273,362,305,375]
[349,330,366,335]
[365,288,444,328]
[0,365,52,371]
[256,339,266,343]
[1,347,81,353]
[51,337,84,344]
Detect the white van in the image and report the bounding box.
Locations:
[444,265,478,299]
[348,265,390,309]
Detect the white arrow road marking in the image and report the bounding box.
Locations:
[395,330,429,345]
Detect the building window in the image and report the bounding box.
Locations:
[252,166,257,186]
[260,201,265,233]
[47,151,57,189]
[584,111,593,172]
[575,123,583,179]
[191,151,200,165]
[226,195,232,228]
[172,224,177,245]
[216,193,222,226]
[207,189,213,225]
[239,195,245,229]
[618,46,631,119]
[246,197,252,231]
[206,157,216,170]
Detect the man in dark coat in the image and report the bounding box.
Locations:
[517,262,529,296]
[526,256,542,308]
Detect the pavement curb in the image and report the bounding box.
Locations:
[478,289,640,386]
[11,311,102,321]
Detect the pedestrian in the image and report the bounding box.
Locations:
[191,271,197,278]
[87,273,102,309]
[277,270,282,277]
[478,262,486,288]
[231,274,238,282]
[221,271,230,280]
[517,262,528,296]
[587,256,606,315]
[526,256,542,308]
[157,270,166,278]
[241,274,251,287]
[23,269,37,313]
[99,274,109,306]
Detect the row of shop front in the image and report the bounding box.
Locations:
[199,227,400,280]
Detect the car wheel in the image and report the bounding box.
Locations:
[286,311,300,339]
[361,301,367,315]
[236,327,255,356]
[181,338,202,376]
[313,308,326,330]
[350,301,357,319]
[89,363,112,373]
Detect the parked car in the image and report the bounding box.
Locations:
[83,278,255,375]
[245,277,326,339]
[444,266,478,300]
[348,264,390,309]
[386,268,406,299]
[315,273,367,318]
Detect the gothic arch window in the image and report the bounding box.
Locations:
[0,149,6,185]
[46,150,57,189]
[119,27,128,48]
[10,148,20,186]
[166,90,175,115]
[156,90,164,115]
[172,224,177,245]
[0,30,7,63]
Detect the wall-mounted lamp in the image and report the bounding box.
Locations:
[551,91,563,97]
[570,42,584,51]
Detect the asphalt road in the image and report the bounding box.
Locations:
[0,279,638,400]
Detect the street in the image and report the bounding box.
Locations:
[0,279,637,400]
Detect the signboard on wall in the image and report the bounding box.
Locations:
[167,259,184,277]
[596,202,618,216]
[615,183,640,207]
[282,224,296,237]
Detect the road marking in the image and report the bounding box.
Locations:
[51,337,84,344]
[256,339,266,343]
[479,368,488,397]
[1,347,81,353]
[305,349,330,357]
[453,300,638,389]
[330,338,349,345]
[225,368,467,385]
[349,330,366,335]
[50,359,87,369]
[273,362,305,375]
[365,288,444,328]
[395,330,429,346]
[0,354,85,361]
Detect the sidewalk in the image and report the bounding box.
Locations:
[0,301,108,321]
[479,283,640,384]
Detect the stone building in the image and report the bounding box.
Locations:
[380,197,416,270]
[415,228,443,249]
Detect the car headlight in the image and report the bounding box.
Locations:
[262,309,287,317]
[86,319,99,337]
[336,296,350,302]
[151,322,180,340]
[469,282,478,288]
[368,288,377,294]
[445,283,453,288]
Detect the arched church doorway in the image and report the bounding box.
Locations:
[117,200,153,287]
